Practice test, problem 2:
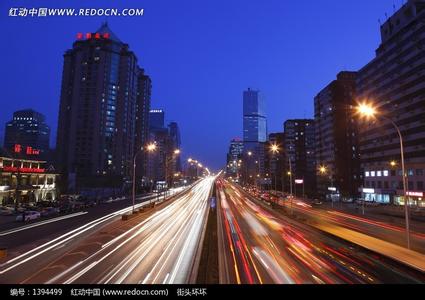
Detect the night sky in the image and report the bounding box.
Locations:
[0,0,399,171]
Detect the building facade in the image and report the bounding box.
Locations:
[284,119,316,197]
[242,88,267,186]
[267,132,285,192]
[243,88,267,144]
[146,109,180,188]
[134,70,152,191]
[4,109,50,158]
[0,149,59,206]
[315,71,361,201]
[357,0,425,207]
[56,23,150,192]
[226,138,244,179]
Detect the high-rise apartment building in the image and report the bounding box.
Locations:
[315,71,361,201]
[284,119,316,197]
[226,138,244,178]
[56,23,150,190]
[357,0,425,206]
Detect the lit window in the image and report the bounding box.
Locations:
[377,171,382,177]
[383,170,389,177]
[365,171,370,177]
[371,171,376,177]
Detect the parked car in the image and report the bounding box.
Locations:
[0,207,14,215]
[16,211,41,222]
[312,199,323,205]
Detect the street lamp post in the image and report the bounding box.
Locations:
[270,144,279,195]
[357,103,410,249]
[319,165,333,208]
[288,158,293,214]
[132,143,156,213]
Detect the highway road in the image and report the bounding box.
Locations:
[0,177,214,284]
[274,195,425,254]
[216,179,425,284]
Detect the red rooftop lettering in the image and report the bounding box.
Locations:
[76,32,83,40]
[103,32,110,39]
[14,144,22,153]
[85,33,92,39]
[26,146,40,156]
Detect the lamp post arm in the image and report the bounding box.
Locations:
[381,115,410,249]
[132,148,145,213]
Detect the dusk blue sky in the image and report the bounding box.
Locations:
[0,0,402,170]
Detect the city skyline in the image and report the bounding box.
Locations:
[0,0,399,170]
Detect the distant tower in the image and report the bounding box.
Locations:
[4,109,50,157]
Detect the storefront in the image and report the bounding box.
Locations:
[394,191,425,208]
[326,187,341,202]
[361,188,391,204]
[0,155,59,206]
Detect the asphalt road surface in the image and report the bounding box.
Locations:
[0,177,214,284]
[216,179,425,284]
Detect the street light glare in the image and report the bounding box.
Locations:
[174,149,181,155]
[357,103,377,119]
[147,143,157,152]
[270,144,279,153]
[319,165,327,174]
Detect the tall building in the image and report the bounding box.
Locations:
[4,109,50,158]
[243,88,267,185]
[226,138,244,178]
[56,23,150,191]
[243,88,267,144]
[284,119,316,197]
[168,121,182,172]
[134,70,152,191]
[267,132,285,192]
[357,0,425,206]
[315,71,361,201]
[149,109,165,129]
[147,109,177,187]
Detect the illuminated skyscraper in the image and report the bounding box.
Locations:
[56,23,150,190]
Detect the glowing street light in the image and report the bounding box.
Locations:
[356,102,377,119]
[319,165,327,175]
[147,143,157,152]
[390,160,397,167]
[270,144,280,154]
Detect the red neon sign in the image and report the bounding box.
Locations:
[14,144,40,156]
[26,146,40,155]
[2,166,45,173]
[407,191,424,197]
[14,144,22,153]
[76,32,110,40]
